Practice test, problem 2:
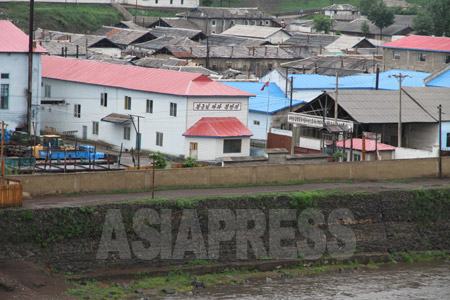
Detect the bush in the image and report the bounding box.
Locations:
[149,152,167,169]
[183,157,196,168]
[333,151,345,162]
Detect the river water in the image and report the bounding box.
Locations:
[164,260,450,300]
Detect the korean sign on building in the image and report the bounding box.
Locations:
[288,112,354,132]
[193,102,241,111]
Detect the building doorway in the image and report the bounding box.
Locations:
[189,142,198,159]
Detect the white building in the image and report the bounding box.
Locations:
[40,56,253,161]
[0,21,46,132]
[220,25,291,44]
[0,0,199,8]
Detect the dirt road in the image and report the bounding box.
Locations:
[23,178,450,209]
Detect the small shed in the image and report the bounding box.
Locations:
[334,138,395,161]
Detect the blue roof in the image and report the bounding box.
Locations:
[290,69,430,90]
[220,82,307,114]
[426,69,450,87]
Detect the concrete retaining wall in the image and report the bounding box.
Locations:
[10,157,450,196]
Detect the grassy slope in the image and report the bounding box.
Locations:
[0,3,122,34]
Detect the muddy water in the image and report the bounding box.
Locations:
[165,260,450,300]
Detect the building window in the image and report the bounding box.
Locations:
[418,53,426,62]
[353,153,361,161]
[156,132,163,146]
[1,73,9,79]
[170,0,173,4]
[231,20,235,26]
[260,20,264,25]
[101,93,107,107]
[155,0,158,3]
[392,51,400,60]
[74,104,81,118]
[44,84,51,98]
[124,127,131,140]
[447,133,450,147]
[170,102,177,116]
[124,96,131,110]
[253,120,260,125]
[146,99,153,113]
[281,124,286,130]
[211,20,216,26]
[224,139,242,153]
[92,121,99,135]
[444,55,450,64]
[181,0,184,4]
[245,20,249,25]
[0,84,8,109]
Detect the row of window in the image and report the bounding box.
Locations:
[392,51,450,64]
[211,19,271,26]
[153,0,184,4]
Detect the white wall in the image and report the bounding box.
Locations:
[41,79,188,157]
[0,53,42,132]
[0,0,199,8]
[267,31,291,44]
[184,136,250,161]
[394,146,439,159]
[89,47,121,58]
[249,111,269,140]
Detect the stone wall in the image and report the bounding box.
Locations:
[0,189,449,273]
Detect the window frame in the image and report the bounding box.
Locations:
[392,51,400,60]
[92,121,99,135]
[44,84,51,98]
[1,73,9,79]
[444,55,450,64]
[418,53,426,62]
[253,120,260,125]
[223,139,242,153]
[1,84,9,109]
[74,104,81,118]
[170,102,177,117]
[156,132,163,146]
[446,133,450,148]
[101,93,108,107]
[123,127,131,140]
[124,96,131,110]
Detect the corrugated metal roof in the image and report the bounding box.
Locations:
[101,113,131,124]
[150,27,205,40]
[291,69,429,90]
[221,25,290,39]
[333,16,413,36]
[426,68,450,88]
[380,35,450,52]
[0,20,47,53]
[183,117,253,138]
[283,33,339,48]
[324,87,448,124]
[336,138,395,151]
[221,82,316,114]
[42,56,254,97]
[177,7,269,19]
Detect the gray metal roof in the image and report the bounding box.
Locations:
[333,15,414,36]
[324,4,359,11]
[134,35,198,51]
[40,40,87,57]
[160,18,201,30]
[329,87,450,124]
[202,34,269,47]
[283,33,339,48]
[220,25,290,39]
[190,45,298,59]
[149,27,206,40]
[177,7,271,19]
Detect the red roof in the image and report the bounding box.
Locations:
[380,35,450,52]
[336,138,395,151]
[183,117,253,138]
[0,20,47,53]
[42,56,254,97]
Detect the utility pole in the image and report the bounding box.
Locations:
[129,114,144,169]
[334,71,338,124]
[135,0,138,23]
[27,0,35,135]
[289,77,293,112]
[438,104,442,179]
[389,73,411,148]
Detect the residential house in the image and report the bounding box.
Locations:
[3,0,199,8]
[380,35,450,73]
[332,138,395,161]
[0,21,46,132]
[332,15,413,41]
[40,56,254,161]
[149,27,206,41]
[282,33,339,56]
[424,64,450,88]
[201,34,271,47]
[177,7,274,35]
[189,45,300,76]
[91,27,156,49]
[220,25,291,44]
[146,18,201,30]
[323,4,360,21]
[324,35,380,55]
[297,87,450,156]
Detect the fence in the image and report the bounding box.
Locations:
[0,178,23,208]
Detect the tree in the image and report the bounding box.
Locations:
[361,20,370,37]
[313,15,334,34]
[413,0,450,37]
[413,11,433,35]
[367,2,395,36]
[359,0,375,15]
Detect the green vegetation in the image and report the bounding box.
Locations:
[390,251,449,263]
[183,157,197,168]
[313,14,334,34]
[411,189,450,229]
[0,3,122,33]
[127,8,180,18]
[367,2,395,35]
[150,152,167,169]
[413,0,450,37]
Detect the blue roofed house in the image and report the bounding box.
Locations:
[220,82,321,141]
